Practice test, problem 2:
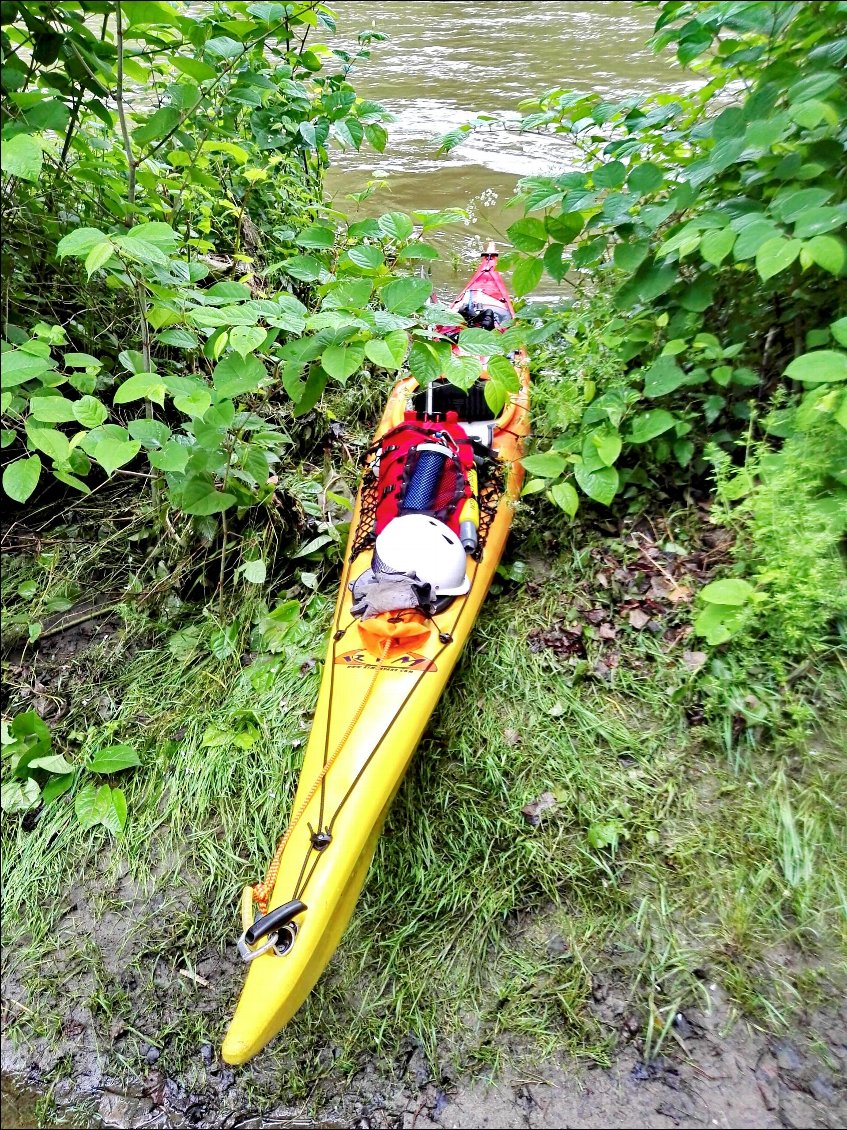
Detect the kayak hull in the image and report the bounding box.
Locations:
[223,304,529,1067]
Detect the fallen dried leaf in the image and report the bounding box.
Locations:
[598,623,617,640]
[650,575,692,604]
[528,625,586,658]
[503,728,521,747]
[628,609,651,630]
[682,650,707,674]
[521,791,558,826]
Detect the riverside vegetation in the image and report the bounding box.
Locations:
[1,0,845,1123]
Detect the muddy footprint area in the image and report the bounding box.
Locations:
[3,979,847,1130]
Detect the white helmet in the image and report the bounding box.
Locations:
[374,514,470,596]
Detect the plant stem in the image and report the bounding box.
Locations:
[219,509,229,622]
[115,1,137,207]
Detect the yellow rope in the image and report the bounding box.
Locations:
[247,639,391,918]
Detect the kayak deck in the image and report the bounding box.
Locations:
[222,259,529,1065]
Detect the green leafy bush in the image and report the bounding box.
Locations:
[1,710,139,832]
[448,1,847,515]
[1,1,528,559]
[701,418,847,656]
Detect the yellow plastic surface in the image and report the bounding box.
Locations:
[222,356,529,1064]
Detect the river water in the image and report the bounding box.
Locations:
[1,6,689,1128]
[325,1,691,286]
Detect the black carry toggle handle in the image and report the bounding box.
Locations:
[244,900,307,947]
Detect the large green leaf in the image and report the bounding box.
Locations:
[627,409,676,443]
[594,160,626,189]
[1,778,41,812]
[213,353,266,398]
[700,227,735,266]
[627,161,664,195]
[574,463,619,506]
[507,217,548,253]
[549,480,579,517]
[733,220,780,260]
[87,744,140,774]
[512,256,543,297]
[113,235,168,267]
[408,340,450,385]
[699,578,754,606]
[521,452,566,478]
[378,212,414,241]
[364,123,388,152]
[364,331,408,370]
[148,442,190,472]
[28,395,77,423]
[75,783,127,835]
[543,243,567,282]
[132,106,181,145]
[126,1,184,26]
[546,212,584,244]
[444,354,481,391]
[457,328,505,357]
[381,278,433,315]
[180,474,236,515]
[643,356,689,397]
[296,223,335,249]
[755,237,801,281]
[91,437,142,476]
[322,279,373,310]
[293,365,329,417]
[280,255,323,282]
[229,326,267,357]
[25,420,70,461]
[28,753,75,775]
[397,243,439,262]
[347,244,384,270]
[784,350,847,384]
[805,235,846,276]
[114,373,167,407]
[486,354,520,396]
[85,241,115,275]
[793,206,845,239]
[321,341,365,382]
[614,264,676,308]
[589,427,622,467]
[1,133,43,181]
[172,56,217,82]
[1,349,53,387]
[773,187,833,223]
[127,222,179,252]
[3,455,41,502]
[613,240,650,273]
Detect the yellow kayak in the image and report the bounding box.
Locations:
[222,250,529,1064]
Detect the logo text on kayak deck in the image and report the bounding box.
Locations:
[335,650,437,673]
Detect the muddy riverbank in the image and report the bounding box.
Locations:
[4,976,847,1128]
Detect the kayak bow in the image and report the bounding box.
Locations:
[222,247,529,1064]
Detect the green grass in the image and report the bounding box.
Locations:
[2,500,846,1107]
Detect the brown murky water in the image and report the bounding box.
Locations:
[326,1,690,286]
[0,1077,81,1130]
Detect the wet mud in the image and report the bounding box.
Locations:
[4,972,846,1129]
